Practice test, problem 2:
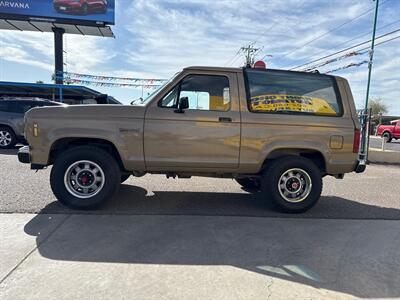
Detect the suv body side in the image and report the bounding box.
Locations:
[143,67,358,176]
[0,100,27,140]
[25,67,360,177]
[238,71,359,175]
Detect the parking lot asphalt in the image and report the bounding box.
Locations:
[1,149,400,300]
[1,147,399,219]
[369,135,400,151]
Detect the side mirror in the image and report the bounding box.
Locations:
[130,97,143,105]
[174,97,189,113]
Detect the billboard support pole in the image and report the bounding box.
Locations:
[53,27,65,84]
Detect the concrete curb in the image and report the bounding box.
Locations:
[369,148,400,165]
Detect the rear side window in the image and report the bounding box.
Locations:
[245,69,342,116]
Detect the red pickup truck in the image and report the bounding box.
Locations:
[377,119,400,142]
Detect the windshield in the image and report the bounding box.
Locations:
[131,72,179,106]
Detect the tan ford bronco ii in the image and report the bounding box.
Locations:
[18,66,366,213]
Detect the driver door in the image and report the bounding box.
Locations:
[144,72,241,171]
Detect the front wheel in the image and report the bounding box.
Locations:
[50,146,121,210]
[261,156,323,213]
[382,132,392,143]
[0,126,17,149]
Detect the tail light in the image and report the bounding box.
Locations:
[353,128,361,153]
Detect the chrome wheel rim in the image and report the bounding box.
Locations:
[64,160,105,199]
[278,168,312,203]
[0,130,12,146]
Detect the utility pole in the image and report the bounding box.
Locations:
[364,0,379,110]
[53,27,65,84]
[361,0,380,159]
[241,43,260,67]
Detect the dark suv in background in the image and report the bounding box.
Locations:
[0,98,63,149]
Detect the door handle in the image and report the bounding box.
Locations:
[219,117,232,123]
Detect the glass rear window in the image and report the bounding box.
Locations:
[245,69,342,116]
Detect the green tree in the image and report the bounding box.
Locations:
[36,80,44,84]
[368,98,388,122]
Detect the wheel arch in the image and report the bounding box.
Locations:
[262,148,327,174]
[49,137,126,171]
[382,131,392,137]
[0,123,16,133]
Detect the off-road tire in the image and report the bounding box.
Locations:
[261,156,323,213]
[50,146,121,210]
[235,178,261,190]
[0,126,17,149]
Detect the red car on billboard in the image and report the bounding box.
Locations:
[53,0,108,15]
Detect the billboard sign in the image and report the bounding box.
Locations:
[0,0,115,26]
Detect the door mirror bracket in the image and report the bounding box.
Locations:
[174,97,189,113]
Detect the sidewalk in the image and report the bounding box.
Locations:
[1,213,400,300]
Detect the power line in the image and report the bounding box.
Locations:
[290,28,400,70]
[279,0,389,60]
[251,0,306,45]
[224,48,242,66]
[225,1,306,67]
[300,35,400,71]
[293,19,400,67]
[301,50,368,72]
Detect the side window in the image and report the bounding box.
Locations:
[159,86,179,108]
[158,75,231,111]
[245,69,342,116]
[179,75,230,111]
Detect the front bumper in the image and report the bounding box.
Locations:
[18,146,30,164]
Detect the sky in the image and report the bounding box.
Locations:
[0,0,399,114]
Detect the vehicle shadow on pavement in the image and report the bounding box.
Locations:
[24,204,400,299]
[39,184,400,220]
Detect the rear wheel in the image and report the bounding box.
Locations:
[50,146,121,210]
[235,177,260,190]
[0,126,17,149]
[261,156,322,213]
[382,132,392,143]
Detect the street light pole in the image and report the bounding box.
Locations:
[361,0,379,159]
[364,0,379,110]
[53,27,65,85]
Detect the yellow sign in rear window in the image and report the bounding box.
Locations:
[250,94,337,116]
